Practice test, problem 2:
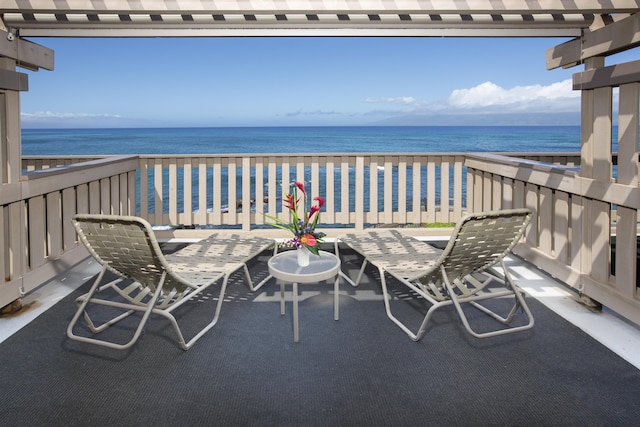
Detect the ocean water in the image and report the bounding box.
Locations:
[21,126,593,217]
[21,126,587,155]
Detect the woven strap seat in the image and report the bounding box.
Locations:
[337,229,442,283]
[166,232,276,291]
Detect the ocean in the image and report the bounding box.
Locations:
[21,125,599,219]
[21,126,589,155]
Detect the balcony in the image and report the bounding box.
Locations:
[2,150,637,330]
[1,189,639,424]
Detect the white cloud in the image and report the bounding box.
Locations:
[362,79,584,122]
[285,109,340,117]
[447,79,579,109]
[365,96,419,105]
[21,111,122,120]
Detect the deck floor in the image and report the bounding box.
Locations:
[2,239,639,370]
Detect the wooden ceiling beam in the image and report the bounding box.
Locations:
[0,30,54,71]
[547,12,640,70]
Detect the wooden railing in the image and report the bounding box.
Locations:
[8,151,640,328]
[136,153,468,231]
[465,152,639,326]
[1,156,138,308]
[22,155,105,172]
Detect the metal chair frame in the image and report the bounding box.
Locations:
[67,214,275,350]
[336,209,534,341]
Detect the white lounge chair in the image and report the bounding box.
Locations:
[67,214,275,350]
[336,209,534,341]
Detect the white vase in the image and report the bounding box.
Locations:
[297,246,310,267]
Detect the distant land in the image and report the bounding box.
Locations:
[20,112,584,129]
[371,112,582,126]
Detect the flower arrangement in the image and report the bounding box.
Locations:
[269,181,326,255]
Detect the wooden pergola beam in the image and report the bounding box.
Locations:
[547,12,640,70]
[573,59,640,89]
[4,0,637,38]
[0,30,54,71]
[0,69,28,91]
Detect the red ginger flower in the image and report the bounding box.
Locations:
[309,196,325,217]
[294,181,306,196]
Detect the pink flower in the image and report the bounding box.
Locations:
[300,234,317,247]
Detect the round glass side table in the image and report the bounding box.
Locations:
[267,250,341,343]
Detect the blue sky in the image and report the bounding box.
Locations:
[19,37,637,128]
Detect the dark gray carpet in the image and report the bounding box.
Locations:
[1,247,639,427]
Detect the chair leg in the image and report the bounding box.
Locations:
[67,265,108,339]
[379,267,441,342]
[67,268,165,350]
[242,244,277,292]
[444,263,534,339]
[80,279,143,333]
[160,273,230,350]
[353,260,368,287]
[334,241,366,288]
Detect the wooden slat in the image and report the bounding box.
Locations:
[355,156,365,230]
[553,192,570,263]
[426,158,436,222]
[397,155,407,224]
[482,171,492,211]
[411,158,421,224]
[27,196,46,269]
[255,156,265,225]
[46,191,62,258]
[212,157,222,225]
[242,156,251,231]
[139,159,149,218]
[169,159,178,224]
[109,175,118,215]
[340,157,350,224]
[127,170,135,216]
[98,178,109,215]
[538,187,553,255]
[195,159,206,225]
[490,173,501,212]
[453,158,463,219]
[525,183,539,248]
[368,156,379,224]
[8,202,23,279]
[118,172,127,215]
[502,177,513,210]
[383,156,393,224]
[62,187,78,250]
[617,83,640,186]
[281,156,291,223]
[153,160,163,223]
[0,206,6,283]
[440,156,451,223]
[75,183,89,213]
[591,200,611,284]
[267,157,278,219]
[88,181,100,214]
